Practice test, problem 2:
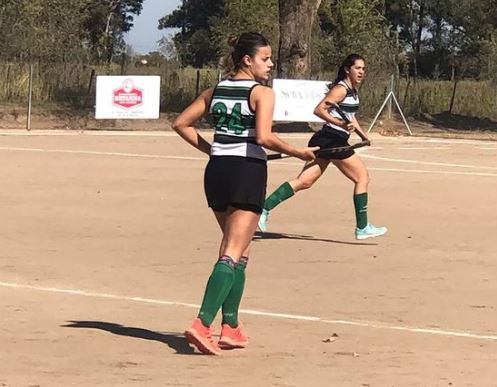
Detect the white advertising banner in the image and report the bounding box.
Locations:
[95,76,161,119]
[272,79,329,122]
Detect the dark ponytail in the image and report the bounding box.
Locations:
[220,32,271,76]
[328,53,365,90]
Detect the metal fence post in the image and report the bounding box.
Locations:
[388,74,394,119]
[27,64,34,131]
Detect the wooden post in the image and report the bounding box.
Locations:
[449,78,458,114]
[26,64,34,131]
[85,69,96,107]
[195,69,201,97]
[403,74,411,110]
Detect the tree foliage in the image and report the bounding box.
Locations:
[2,0,497,82]
[213,0,279,64]
[158,0,226,67]
[84,0,144,64]
[158,0,497,81]
[0,0,89,62]
[382,0,497,79]
[0,0,143,63]
[316,0,399,78]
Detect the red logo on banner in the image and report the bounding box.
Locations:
[113,79,143,109]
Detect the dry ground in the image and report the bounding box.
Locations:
[0,130,496,386]
[1,107,496,141]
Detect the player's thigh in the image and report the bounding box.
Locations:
[220,208,259,258]
[296,158,330,184]
[332,154,368,183]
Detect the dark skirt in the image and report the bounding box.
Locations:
[204,156,267,214]
[308,125,355,160]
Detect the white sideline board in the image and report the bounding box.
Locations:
[272,78,329,122]
[95,76,161,119]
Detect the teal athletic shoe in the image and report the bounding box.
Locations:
[257,209,270,232]
[355,223,388,240]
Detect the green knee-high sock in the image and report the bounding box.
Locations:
[222,256,248,328]
[353,192,368,229]
[198,256,235,327]
[264,182,295,211]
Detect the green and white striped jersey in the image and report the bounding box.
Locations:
[326,80,359,134]
[209,79,266,160]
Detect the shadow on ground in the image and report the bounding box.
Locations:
[62,321,201,355]
[253,231,377,246]
[272,122,317,133]
[420,111,497,132]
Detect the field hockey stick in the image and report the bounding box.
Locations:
[331,102,370,144]
[267,140,370,160]
[267,103,370,161]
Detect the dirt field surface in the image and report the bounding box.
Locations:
[1,130,496,386]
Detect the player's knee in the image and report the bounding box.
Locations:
[298,178,314,190]
[356,173,370,187]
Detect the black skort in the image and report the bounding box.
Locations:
[308,125,355,160]
[204,156,267,214]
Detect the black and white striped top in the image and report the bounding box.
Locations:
[325,80,359,134]
[209,79,266,160]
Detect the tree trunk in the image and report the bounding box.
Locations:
[432,15,442,79]
[104,0,119,64]
[277,0,322,79]
[413,1,424,80]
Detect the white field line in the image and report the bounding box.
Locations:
[0,130,310,140]
[1,281,496,341]
[368,167,497,177]
[275,159,497,176]
[396,147,450,150]
[361,154,497,170]
[0,130,180,137]
[0,146,496,177]
[425,138,497,145]
[0,130,495,144]
[0,146,207,161]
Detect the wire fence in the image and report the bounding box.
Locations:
[1,61,496,130]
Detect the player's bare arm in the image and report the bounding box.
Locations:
[172,88,213,155]
[314,86,351,131]
[252,85,317,161]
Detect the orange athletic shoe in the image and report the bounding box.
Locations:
[218,321,249,349]
[184,318,221,355]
